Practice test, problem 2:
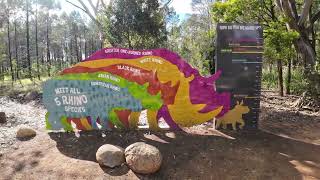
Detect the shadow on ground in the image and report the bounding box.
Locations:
[260,105,320,146]
[48,129,320,179]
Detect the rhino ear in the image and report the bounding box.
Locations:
[208,70,222,82]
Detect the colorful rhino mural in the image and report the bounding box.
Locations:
[43,48,248,131]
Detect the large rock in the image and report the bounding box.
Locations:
[125,142,162,174]
[16,126,37,138]
[96,144,125,168]
[24,91,39,101]
[0,112,6,123]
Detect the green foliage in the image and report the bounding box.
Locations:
[104,0,167,49]
[262,68,277,89]
[167,13,214,76]
[264,22,299,61]
[211,0,262,23]
[262,67,309,95]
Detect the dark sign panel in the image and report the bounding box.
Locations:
[215,23,263,129]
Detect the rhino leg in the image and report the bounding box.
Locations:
[222,122,227,129]
[129,111,141,129]
[45,112,52,130]
[239,118,245,129]
[100,116,110,130]
[215,119,222,129]
[90,116,99,130]
[231,121,237,130]
[48,112,64,130]
[61,116,73,131]
[108,109,125,130]
[156,105,181,130]
[147,110,160,131]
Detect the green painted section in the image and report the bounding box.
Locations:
[55,72,163,111]
[45,112,52,130]
[108,107,127,129]
[60,116,74,132]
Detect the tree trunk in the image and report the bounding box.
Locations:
[0,63,4,81]
[26,0,32,80]
[46,14,51,77]
[269,63,272,74]
[14,21,19,80]
[275,0,317,77]
[84,39,87,58]
[286,58,292,95]
[35,5,40,80]
[75,32,79,62]
[83,27,87,58]
[294,36,316,72]
[100,32,104,49]
[277,59,284,96]
[41,53,44,65]
[91,35,94,55]
[7,16,14,82]
[70,40,73,65]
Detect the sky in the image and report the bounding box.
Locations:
[60,0,193,21]
[170,0,193,19]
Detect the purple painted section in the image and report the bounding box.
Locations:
[157,105,181,130]
[190,70,231,116]
[84,48,231,117]
[85,48,198,77]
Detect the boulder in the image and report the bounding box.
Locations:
[96,144,125,168]
[16,126,37,138]
[24,91,39,101]
[125,142,162,174]
[0,112,6,123]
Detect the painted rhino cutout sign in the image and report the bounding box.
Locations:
[43,48,250,131]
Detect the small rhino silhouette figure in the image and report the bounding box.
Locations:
[216,100,250,130]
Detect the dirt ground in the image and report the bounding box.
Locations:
[0,91,320,180]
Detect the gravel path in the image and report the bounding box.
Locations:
[0,97,46,152]
[1,90,319,152]
[0,97,166,153]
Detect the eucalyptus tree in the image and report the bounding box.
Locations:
[105,0,167,49]
[275,0,320,99]
[66,0,108,47]
[3,0,23,81]
[37,0,60,77]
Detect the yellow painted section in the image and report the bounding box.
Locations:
[167,74,223,127]
[147,110,160,130]
[80,117,92,130]
[216,103,249,130]
[129,111,141,129]
[77,57,223,127]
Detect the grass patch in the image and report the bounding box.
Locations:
[0,76,49,96]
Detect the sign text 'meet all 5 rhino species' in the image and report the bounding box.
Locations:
[43,48,251,131]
